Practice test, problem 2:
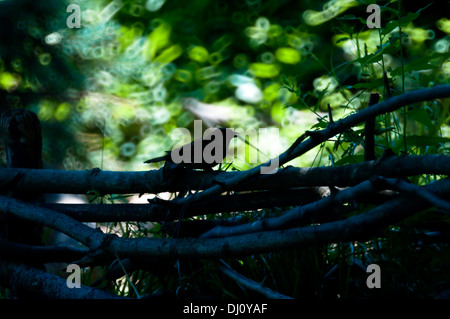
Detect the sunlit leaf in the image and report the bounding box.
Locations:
[382,3,433,36]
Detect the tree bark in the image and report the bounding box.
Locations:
[1,155,449,194]
[0,258,125,299]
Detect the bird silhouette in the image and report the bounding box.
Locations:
[144,127,237,170]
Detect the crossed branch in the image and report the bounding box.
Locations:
[1,85,450,298]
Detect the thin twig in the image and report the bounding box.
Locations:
[199,179,379,238]
[218,260,293,299]
[378,177,450,213]
[115,254,141,299]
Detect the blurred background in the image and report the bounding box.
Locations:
[0,0,449,299]
[0,0,448,172]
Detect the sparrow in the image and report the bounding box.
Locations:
[144,127,238,171]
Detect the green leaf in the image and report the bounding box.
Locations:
[334,155,364,166]
[351,38,400,67]
[336,37,350,44]
[281,73,292,88]
[311,121,328,130]
[287,102,308,110]
[351,77,385,90]
[354,51,384,66]
[390,51,450,77]
[382,11,419,36]
[381,3,433,36]
[406,135,450,147]
[375,127,395,135]
[337,15,367,24]
[409,108,435,130]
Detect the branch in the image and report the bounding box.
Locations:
[199,175,450,239]
[285,85,450,162]
[199,179,379,238]
[40,188,320,222]
[377,177,450,213]
[0,195,106,250]
[364,93,380,161]
[0,168,167,194]
[2,178,450,261]
[0,258,125,299]
[218,260,293,299]
[169,85,450,207]
[104,178,450,259]
[0,239,88,263]
[1,155,449,194]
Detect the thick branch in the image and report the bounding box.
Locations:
[0,239,88,263]
[0,258,125,299]
[201,175,450,238]
[105,178,450,258]
[1,178,449,261]
[0,168,167,194]
[199,179,380,238]
[377,177,450,213]
[0,155,448,194]
[0,195,106,250]
[40,188,320,222]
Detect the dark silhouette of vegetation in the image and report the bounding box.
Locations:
[0,0,449,299]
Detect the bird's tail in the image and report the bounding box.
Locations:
[144,156,166,164]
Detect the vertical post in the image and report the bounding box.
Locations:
[364,93,380,162]
[0,108,43,246]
